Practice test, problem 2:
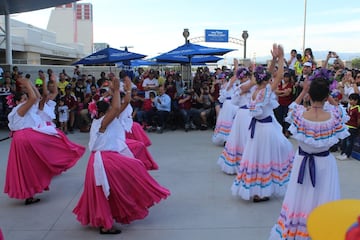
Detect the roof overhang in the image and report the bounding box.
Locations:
[0,0,80,15]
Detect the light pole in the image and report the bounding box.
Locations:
[242,30,249,59]
[302,0,307,52]
[182,28,190,87]
[183,28,190,44]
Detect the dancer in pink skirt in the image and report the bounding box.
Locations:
[118,86,158,170]
[126,121,152,147]
[73,76,170,234]
[4,77,85,205]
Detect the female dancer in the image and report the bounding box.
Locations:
[73,76,170,234]
[212,59,239,146]
[217,66,255,174]
[269,70,349,240]
[231,44,294,202]
[119,91,158,170]
[126,121,152,147]
[4,77,85,205]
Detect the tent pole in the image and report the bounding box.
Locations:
[5,14,12,65]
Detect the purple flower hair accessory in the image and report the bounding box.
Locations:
[308,68,333,82]
[236,67,250,79]
[254,65,269,83]
[309,68,336,91]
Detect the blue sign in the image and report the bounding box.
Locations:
[205,29,229,42]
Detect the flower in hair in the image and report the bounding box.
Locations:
[308,68,333,82]
[88,100,98,118]
[309,68,336,90]
[6,94,15,108]
[236,67,250,79]
[254,65,269,83]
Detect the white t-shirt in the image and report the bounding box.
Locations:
[142,78,159,99]
[58,105,69,123]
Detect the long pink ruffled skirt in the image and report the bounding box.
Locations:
[126,122,152,147]
[126,138,158,170]
[4,128,85,199]
[73,151,170,229]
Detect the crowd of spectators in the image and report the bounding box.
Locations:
[0,65,233,133]
[1,48,360,136]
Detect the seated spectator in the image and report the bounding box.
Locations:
[97,71,107,88]
[1,75,15,92]
[198,84,215,130]
[134,67,145,94]
[130,88,144,121]
[74,78,86,102]
[178,91,196,132]
[58,73,70,95]
[136,91,156,129]
[78,84,99,132]
[142,69,159,99]
[147,85,171,133]
[165,74,177,105]
[187,88,203,129]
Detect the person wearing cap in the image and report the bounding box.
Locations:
[142,69,159,99]
[293,61,313,100]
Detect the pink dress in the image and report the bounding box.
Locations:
[0,228,3,240]
[73,116,170,229]
[126,121,152,147]
[4,102,85,199]
[120,105,158,170]
[125,138,158,170]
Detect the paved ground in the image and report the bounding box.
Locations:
[0,127,360,240]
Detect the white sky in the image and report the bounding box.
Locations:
[11,0,360,62]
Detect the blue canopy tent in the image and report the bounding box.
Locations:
[154,42,234,87]
[73,47,146,65]
[117,59,158,68]
[155,42,234,60]
[155,54,223,64]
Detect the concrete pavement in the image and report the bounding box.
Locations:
[0,128,360,240]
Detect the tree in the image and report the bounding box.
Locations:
[351,58,360,69]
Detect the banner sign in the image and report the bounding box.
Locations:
[205,29,229,42]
